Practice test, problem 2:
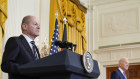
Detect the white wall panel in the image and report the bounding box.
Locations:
[37,0,50,49]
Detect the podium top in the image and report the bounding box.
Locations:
[19,49,100,78]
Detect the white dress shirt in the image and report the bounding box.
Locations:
[22,34,34,50]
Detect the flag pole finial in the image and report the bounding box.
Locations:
[63,17,67,24]
[55,11,58,18]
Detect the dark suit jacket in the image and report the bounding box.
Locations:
[1,35,40,79]
[110,69,126,79]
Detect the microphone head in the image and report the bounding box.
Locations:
[60,41,67,48]
[54,40,62,46]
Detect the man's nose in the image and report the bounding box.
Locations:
[37,25,40,29]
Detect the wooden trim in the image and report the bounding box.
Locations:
[70,0,87,13]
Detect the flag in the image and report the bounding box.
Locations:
[50,18,59,55]
[62,23,67,42]
[61,23,67,51]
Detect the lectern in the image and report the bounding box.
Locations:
[19,49,100,79]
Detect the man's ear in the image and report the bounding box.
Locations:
[22,23,27,30]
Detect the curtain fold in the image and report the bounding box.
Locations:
[0,0,8,37]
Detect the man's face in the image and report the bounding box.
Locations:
[25,17,40,38]
[120,59,129,71]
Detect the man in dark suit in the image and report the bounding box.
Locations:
[110,58,129,79]
[1,15,40,79]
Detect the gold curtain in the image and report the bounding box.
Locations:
[0,0,8,78]
[49,0,87,55]
[0,0,8,37]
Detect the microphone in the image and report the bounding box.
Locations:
[54,40,62,46]
[54,40,77,52]
[54,41,67,48]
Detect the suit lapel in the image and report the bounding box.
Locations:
[117,69,126,79]
[19,35,35,60]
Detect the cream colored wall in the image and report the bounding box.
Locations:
[37,0,50,51]
[92,0,140,49]
[87,0,140,79]
[1,0,50,79]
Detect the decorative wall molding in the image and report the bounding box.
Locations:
[100,8,139,37]
[93,0,140,47]
[90,0,140,6]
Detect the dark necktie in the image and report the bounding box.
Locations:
[30,41,39,60]
[123,72,127,79]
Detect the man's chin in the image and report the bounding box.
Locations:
[125,68,128,70]
[36,34,39,36]
[34,35,39,38]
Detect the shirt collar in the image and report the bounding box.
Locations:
[22,34,33,43]
[119,67,124,74]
